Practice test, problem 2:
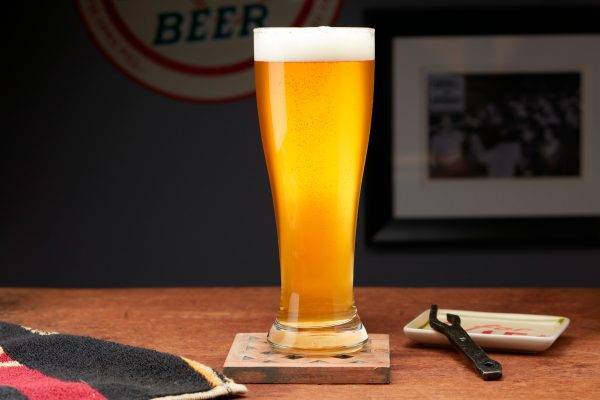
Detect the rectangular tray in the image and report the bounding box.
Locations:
[404,309,569,352]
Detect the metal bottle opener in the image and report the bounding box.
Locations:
[429,304,502,380]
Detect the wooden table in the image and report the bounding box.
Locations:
[0,288,598,399]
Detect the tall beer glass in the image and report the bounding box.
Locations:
[254,27,374,354]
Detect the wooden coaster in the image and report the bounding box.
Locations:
[223,333,390,384]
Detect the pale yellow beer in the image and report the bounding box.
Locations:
[254,27,374,353]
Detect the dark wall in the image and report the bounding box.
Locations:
[3,1,600,287]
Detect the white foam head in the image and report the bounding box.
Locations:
[254,27,374,62]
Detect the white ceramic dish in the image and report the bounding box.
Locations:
[404,308,570,352]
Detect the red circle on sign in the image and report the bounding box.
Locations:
[101,0,315,76]
[77,0,344,103]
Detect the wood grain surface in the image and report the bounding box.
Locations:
[223,333,390,384]
[0,288,598,399]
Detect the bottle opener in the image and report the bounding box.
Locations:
[429,304,502,380]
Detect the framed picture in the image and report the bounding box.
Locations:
[364,7,600,245]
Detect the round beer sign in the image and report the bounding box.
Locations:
[77,0,343,102]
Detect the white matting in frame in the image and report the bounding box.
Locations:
[392,35,600,219]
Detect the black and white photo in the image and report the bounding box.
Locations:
[428,73,581,179]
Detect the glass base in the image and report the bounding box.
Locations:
[267,314,368,356]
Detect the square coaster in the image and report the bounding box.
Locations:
[223,333,390,384]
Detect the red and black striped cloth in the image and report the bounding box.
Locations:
[0,322,246,399]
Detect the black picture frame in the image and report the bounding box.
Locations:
[363,6,600,246]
